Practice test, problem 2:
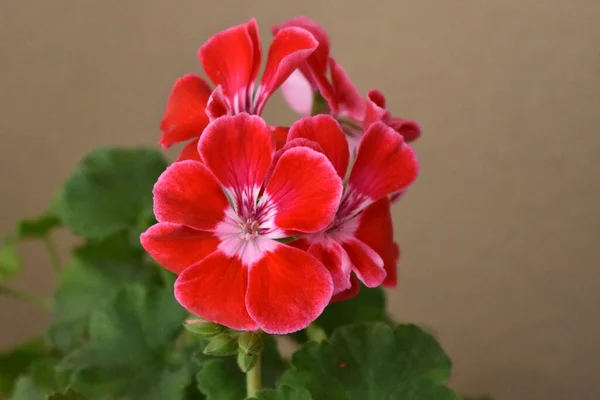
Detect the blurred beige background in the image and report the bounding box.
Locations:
[1,0,599,399]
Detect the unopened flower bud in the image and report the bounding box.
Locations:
[184,319,223,337]
[238,331,264,355]
[237,352,259,372]
[203,333,238,356]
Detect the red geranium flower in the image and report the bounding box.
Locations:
[284,115,418,298]
[141,113,343,334]
[272,17,421,151]
[159,18,319,161]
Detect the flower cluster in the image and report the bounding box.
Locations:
[141,17,420,334]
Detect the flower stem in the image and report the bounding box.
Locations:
[305,323,328,342]
[43,237,61,274]
[246,351,262,399]
[0,283,52,309]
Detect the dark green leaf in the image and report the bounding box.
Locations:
[9,376,41,400]
[47,233,153,352]
[252,385,313,400]
[47,388,87,399]
[0,339,47,396]
[0,239,22,281]
[9,359,69,400]
[60,285,188,399]
[52,148,167,239]
[17,214,61,239]
[280,323,460,400]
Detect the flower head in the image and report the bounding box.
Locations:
[142,113,342,334]
[159,18,319,161]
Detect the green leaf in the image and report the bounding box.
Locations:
[17,213,61,239]
[252,385,313,400]
[9,359,69,400]
[47,388,87,399]
[0,239,22,281]
[47,233,153,352]
[52,148,167,239]
[280,323,460,400]
[0,339,47,396]
[60,285,188,399]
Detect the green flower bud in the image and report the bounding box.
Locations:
[238,331,264,355]
[237,351,259,372]
[203,333,238,356]
[184,320,223,337]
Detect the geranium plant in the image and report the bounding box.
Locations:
[0,17,491,400]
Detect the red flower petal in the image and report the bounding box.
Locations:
[265,146,342,233]
[264,137,324,187]
[253,27,318,114]
[199,19,260,113]
[365,90,421,143]
[205,85,231,121]
[330,274,360,303]
[246,243,332,334]
[271,125,289,150]
[329,58,364,120]
[159,74,212,149]
[175,139,202,162]
[389,117,422,143]
[175,251,258,331]
[341,237,386,288]
[385,242,401,288]
[354,198,399,288]
[153,160,229,230]
[307,235,352,294]
[288,115,350,179]
[346,122,418,212]
[140,223,220,274]
[198,114,274,195]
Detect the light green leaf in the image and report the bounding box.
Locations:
[60,285,188,399]
[0,239,22,281]
[252,385,313,400]
[0,339,47,396]
[17,213,61,239]
[52,148,167,239]
[280,323,460,400]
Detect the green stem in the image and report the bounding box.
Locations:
[305,323,328,342]
[43,236,61,274]
[246,351,262,399]
[0,283,52,309]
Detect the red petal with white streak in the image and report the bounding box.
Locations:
[246,243,332,334]
[354,198,399,288]
[159,74,212,149]
[175,251,258,331]
[329,58,364,120]
[153,160,228,230]
[199,19,260,112]
[176,139,202,162]
[140,223,219,274]
[288,115,349,179]
[307,235,352,294]
[265,146,341,233]
[348,122,418,208]
[198,114,274,194]
[253,27,318,114]
[341,237,386,288]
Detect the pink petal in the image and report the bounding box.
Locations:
[198,114,274,196]
[265,146,342,233]
[353,197,399,288]
[288,115,350,179]
[246,242,333,334]
[159,74,212,149]
[199,19,260,113]
[329,58,364,120]
[153,160,229,230]
[140,223,220,274]
[345,122,418,214]
[279,69,314,115]
[307,235,352,294]
[253,27,318,114]
[175,139,202,162]
[341,237,386,288]
[175,251,258,331]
